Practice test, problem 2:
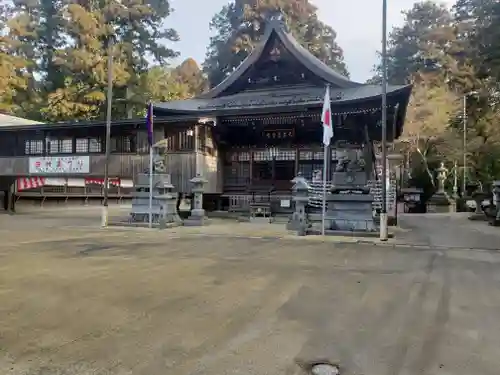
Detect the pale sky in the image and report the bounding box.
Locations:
[168,0,455,82]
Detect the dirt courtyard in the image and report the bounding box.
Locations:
[1,208,500,374]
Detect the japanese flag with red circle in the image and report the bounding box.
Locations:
[321,85,333,146]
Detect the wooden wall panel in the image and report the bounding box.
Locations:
[164,152,196,193]
[0,157,29,175]
[197,152,222,194]
[0,152,223,194]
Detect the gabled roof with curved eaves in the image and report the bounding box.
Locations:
[198,17,361,99]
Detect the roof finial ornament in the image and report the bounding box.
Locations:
[266,8,288,32]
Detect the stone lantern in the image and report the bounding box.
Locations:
[427,162,453,213]
[184,174,208,226]
[490,180,500,226]
[287,173,311,236]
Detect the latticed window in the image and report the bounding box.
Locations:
[178,130,194,150]
[89,138,102,152]
[238,152,250,161]
[24,140,43,155]
[111,136,132,153]
[75,139,88,153]
[313,151,324,160]
[298,163,322,180]
[162,134,175,151]
[253,150,273,161]
[48,139,72,154]
[276,150,295,160]
[299,151,312,160]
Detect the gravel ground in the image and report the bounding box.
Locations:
[0,208,500,374]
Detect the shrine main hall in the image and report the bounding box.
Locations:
[0,14,411,211]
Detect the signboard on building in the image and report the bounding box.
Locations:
[29,156,90,174]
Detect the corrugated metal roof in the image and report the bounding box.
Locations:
[0,114,43,127]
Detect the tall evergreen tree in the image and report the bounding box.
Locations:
[172,58,208,97]
[454,0,500,82]
[39,0,179,120]
[372,1,455,85]
[41,2,130,121]
[1,0,43,118]
[111,0,179,117]
[0,1,29,114]
[203,0,348,88]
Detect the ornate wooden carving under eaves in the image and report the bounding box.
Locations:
[269,46,281,62]
[199,92,325,110]
[199,89,344,110]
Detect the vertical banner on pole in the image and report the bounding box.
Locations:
[321,85,333,236]
[146,102,154,228]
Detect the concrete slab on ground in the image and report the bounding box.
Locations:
[398,213,500,250]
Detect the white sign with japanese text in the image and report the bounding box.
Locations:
[29,156,90,174]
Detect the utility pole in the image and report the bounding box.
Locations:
[380,0,388,241]
[101,36,113,227]
[462,94,467,196]
[462,91,478,196]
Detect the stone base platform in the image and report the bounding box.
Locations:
[108,220,182,229]
[468,212,488,221]
[183,217,210,226]
[306,228,394,238]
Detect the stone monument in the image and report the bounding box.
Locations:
[287,174,311,236]
[426,162,453,213]
[490,180,500,226]
[128,152,182,228]
[325,151,378,233]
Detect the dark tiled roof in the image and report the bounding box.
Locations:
[154,85,412,114]
[198,18,361,100]
[153,17,412,116]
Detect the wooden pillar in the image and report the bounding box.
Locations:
[42,130,48,155]
[249,149,253,186]
[295,147,300,175]
[194,124,199,176]
[7,181,15,214]
[2,189,7,211]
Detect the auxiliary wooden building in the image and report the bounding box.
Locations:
[0,15,411,212]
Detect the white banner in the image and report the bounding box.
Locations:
[29,156,90,174]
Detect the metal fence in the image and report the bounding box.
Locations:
[307,179,396,213]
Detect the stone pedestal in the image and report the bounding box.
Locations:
[129,173,182,228]
[468,191,490,220]
[400,187,423,213]
[287,174,311,236]
[156,188,182,229]
[326,171,377,233]
[326,193,377,232]
[426,163,453,213]
[184,174,208,226]
[490,181,500,226]
[427,192,454,213]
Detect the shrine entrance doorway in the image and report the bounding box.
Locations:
[251,148,296,192]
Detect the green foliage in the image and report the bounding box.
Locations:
[0,0,181,121]
[140,66,191,102]
[0,3,27,114]
[385,0,500,190]
[172,58,208,96]
[203,0,348,87]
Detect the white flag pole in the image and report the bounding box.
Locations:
[321,84,331,236]
[148,145,153,228]
[321,143,328,236]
